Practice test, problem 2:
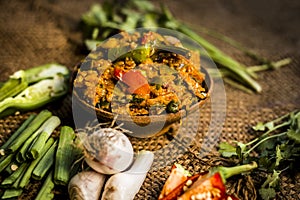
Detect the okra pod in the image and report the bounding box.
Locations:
[12,164,28,189]
[4,162,19,175]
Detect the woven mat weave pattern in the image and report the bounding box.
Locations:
[0,0,299,199]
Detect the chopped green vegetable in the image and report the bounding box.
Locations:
[0,71,28,102]
[0,114,36,154]
[28,116,60,159]
[54,126,76,186]
[4,162,19,175]
[32,141,57,180]
[7,110,52,154]
[0,154,14,173]
[1,163,29,186]
[23,63,69,84]
[18,138,54,188]
[16,112,54,162]
[0,64,69,117]
[0,74,69,115]
[35,171,55,200]
[1,188,23,199]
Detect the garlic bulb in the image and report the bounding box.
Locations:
[80,128,134,174]
[68,171,106,200]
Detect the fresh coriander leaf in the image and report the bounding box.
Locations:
[259,188,276,200]
[236,142,247,152]
[259,156,273,170]
[279,143,298,160]
[82,4,107,26]
[257,137,276,152]
[265,121,274,130]
[275,145,283,167]
[218,142,237,157]
[287,128,300,143]
[262,170,281,188]
[130,0,155,12]
[119,9,141,30]
[252,122,266,131]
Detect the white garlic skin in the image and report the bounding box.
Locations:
[68,171,106,200]
[82,128,134,175]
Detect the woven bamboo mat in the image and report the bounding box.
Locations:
[0,0,299,199]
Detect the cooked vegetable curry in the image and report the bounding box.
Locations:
[74,31,208,116]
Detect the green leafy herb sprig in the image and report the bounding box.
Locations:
[219,110,300,199]
[80,0,291,93]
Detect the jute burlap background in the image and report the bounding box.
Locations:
[0,0,299,199]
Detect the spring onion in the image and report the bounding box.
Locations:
[16,115,58,162]
[1,163,29,186]
[1,188,23,199]
[0,154,15,173]
[27,116,60,159]
[18,138,54,188]
[0,115,36,156]
[7,110,52,154]
[34,171,55,200]
[32,141,57,180]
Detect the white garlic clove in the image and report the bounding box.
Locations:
[68,171,106,200]
[82,128,134,174]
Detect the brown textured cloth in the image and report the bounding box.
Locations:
[0,0,299,199]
